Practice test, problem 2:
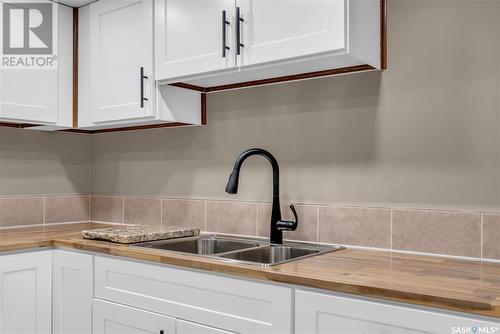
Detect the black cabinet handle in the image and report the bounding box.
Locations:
[140,67,148,108]
[236,7,244,55]
[222,10,230,57]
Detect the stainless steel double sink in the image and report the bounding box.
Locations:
[132,234,344,266]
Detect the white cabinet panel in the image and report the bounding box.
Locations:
[0,251,52,334]
[155,0,235,80]
[93,299,176,334]
[295,290,500,334]
[0,1,72,126]
[94,256,292,334]
[237,0,346,67]
[52,250,93,334]
[155,0,380,87]
[176,320,235,334]
[89,0,154,123]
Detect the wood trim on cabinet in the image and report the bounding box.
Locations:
[170,83,207,93]
[381,0,387,69]
[201,93,207,125]
[0,122,38,129]
[90,122,191,134]
[207,64,374,92]
[73,7,79,128]
[170,65,375,94]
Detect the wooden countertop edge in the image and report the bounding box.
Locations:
[50,238,500,319]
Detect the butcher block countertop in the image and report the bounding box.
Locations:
[1,223,500,319]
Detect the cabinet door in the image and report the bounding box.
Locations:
[176,320,235,334]
[0,251,52,334]
[52,251,93,334]
[0,0,58,125]
[95,256,292,333]
[237,0,346,67]
[155,0,235,80]
[89,0,154,124]
[93,299,176,334]
[295,290,500,334]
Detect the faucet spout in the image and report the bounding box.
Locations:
[225,148,298,244]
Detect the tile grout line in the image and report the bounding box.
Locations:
[204,200,207,232]
[390,209,393,250]
[122,196,125,224]
[256,202,260,237]
[160,199,164,229]
[255,202,258,237]
[43,197,46,225]
[480,213,483,260]
[316,205,319,243]
[88,195,91,222]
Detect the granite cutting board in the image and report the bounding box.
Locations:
[82,226,200,244]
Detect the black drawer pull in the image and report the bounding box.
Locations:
[222,10,230,57]
[236,7,244,55]
[140,67,148,108]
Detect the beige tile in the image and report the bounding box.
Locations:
[91,196,123,223]
[258,203,317,242]
[206,201,257,236]
[392,210,481,257]
[124,197,161,227]
[45,196,90,224]
[318,207,391,248]
[0,197,44,227]
[483,214,500,260]
[162,199,205,230]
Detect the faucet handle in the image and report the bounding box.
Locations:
[289,204,298,223]
[276,205,298,231]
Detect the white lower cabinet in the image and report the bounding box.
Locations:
[2,250,500,334]
[52,250,93,334]
[93,300,234,334]
[94,256,292,333]
[176,320,233,334]
[0,251,52,334]
[295,290,500,334]
[93,299,176,334]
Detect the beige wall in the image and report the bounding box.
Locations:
[0,127,91,196]
[91,0,500,211]
[1,1,499,212]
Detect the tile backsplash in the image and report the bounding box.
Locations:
[0,195,89,227]
[1,194,499,262]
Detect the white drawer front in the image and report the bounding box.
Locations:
[94,256,292,334]
[93,299,176,334]
[295,290,500,334]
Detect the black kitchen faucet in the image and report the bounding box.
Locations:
[225,148,298,244]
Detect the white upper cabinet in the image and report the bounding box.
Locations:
[237,0,346,67]
[88,0,154,124]
[155,0,236,80]
[155,0,382,87]
[0,1,73,127]
[79,0,203,130]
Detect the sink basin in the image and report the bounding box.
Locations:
[220,245,318,265]
[133,234,344,266]
[134,235,259,255]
